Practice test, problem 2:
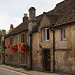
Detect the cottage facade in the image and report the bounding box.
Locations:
[4,0,75,74]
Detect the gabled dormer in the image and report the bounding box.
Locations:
[39,12,52,29]
[39,12,58,29]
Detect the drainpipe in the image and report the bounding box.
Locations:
[50,28,55,72]
[53,30,55,72]
[30,34,32,69]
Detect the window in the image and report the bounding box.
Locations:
[62,29,66,40]
[10,36,13,45]
[21,34,24,43]
[42,28,50,42]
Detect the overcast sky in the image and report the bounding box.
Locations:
[0,0,64,31]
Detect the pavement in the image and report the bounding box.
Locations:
[0,64,74,75]
[0,67,27,75]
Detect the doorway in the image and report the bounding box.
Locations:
[44,50,50,71]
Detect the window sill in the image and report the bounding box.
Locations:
[62,39,66,41]
[42,40,49,42]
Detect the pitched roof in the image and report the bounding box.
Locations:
[32,0,75,30]
[55,12,75,26]
[48,0,75,26]
[36,14,43,24]
[46,13,58,25]
[5,20,29,37]
[6,14,43,37]
[6,0,75,37]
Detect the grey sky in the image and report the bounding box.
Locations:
[0,0,64,31]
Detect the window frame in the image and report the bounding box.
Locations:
[21,34,25,43]
[10,36,13,45]
[42,28,50,42]
[62,29,66,40]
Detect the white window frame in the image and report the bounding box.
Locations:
[62,29,66,40]
[42,28,50,42]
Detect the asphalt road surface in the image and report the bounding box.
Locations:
[0,67,27,75]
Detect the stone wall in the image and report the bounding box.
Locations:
[31,13,75,74]
[55,23,75,74]
[31,14,54,71]
[32,32,39,70]
[5,31,30,67]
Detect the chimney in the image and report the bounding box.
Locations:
[2,30,6,41]
[23,13,28,22]
[28,7,36,21]
[2,30,6,36]
[10,24,14,32]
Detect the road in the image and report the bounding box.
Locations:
[0,67,27,75]
[0,66,71,75]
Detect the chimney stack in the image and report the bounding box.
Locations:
[2,30,6,36]
[10,24,14,32]
[28,7,36,21]
[23,13,28,22]
[1,30,6,41]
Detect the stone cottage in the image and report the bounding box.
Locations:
[0,30,6,63]
[4,0,75,74]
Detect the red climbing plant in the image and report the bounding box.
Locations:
[5,53,8,56]
[18,43,29,54]
[7,44,17,52]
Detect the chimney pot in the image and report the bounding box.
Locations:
[10,24,14,32]
[10,24,13,28]
[23,13,28,22]
[24,13,27,17]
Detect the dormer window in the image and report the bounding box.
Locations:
[42,28,50,42]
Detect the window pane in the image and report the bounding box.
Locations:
[62,29,66,40]
[21,34,24,43]
[47,29,49,40]
[64,30,66,39]
[10,37,13,45]
[42,28,50,42]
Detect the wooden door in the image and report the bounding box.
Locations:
[44,50,50,71]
